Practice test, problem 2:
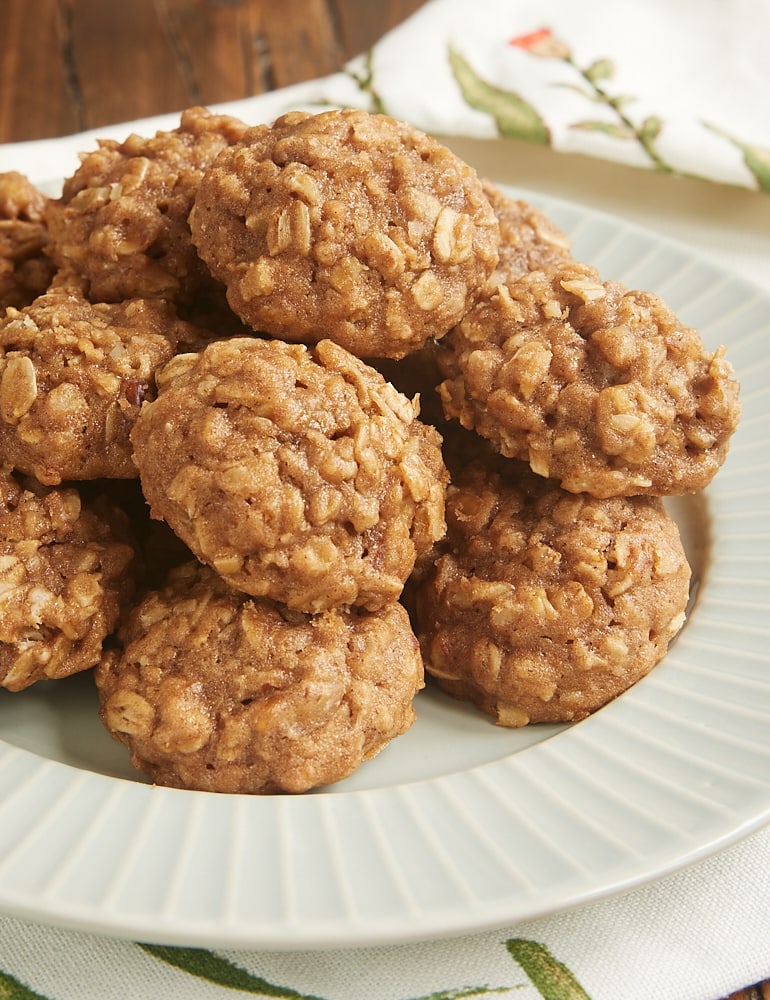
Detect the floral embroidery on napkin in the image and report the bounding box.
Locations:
[0,968,49,999]
[508,27,671,173]
[344,23,770,194]
[704,124,770,193]
[0,939,597,999]
[447,25,770,192]
[447,47,550,145]
[138,938,594,999]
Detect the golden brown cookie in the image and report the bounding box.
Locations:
[482,180,572,284]
[96,561,424,794]
[189,109,500,359]
[0,283,203,484]
[0,470,138,691]
[46,107,248,305]
[131,336,448,612]
[413,460,691,726]
[437,261,741,497]
[0,172,48,221]
[0,171,55,312]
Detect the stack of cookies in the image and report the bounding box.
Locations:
[0,107,740,793]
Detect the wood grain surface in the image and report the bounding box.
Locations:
[0,0,426,141]
[0,3,767,997]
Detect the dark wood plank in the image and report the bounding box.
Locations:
[724,984,770,1000]
[158,0,342,103]
[0,0,82,141]
[0,0,430,142]
[157,0,270,103]
[331,0,427,56]
[67,0,192,132]
[254,0,345,90]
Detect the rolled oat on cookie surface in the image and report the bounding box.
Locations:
[0,470,139,691]
[437,260,741,497]
[96,561,424,794]
[130,336,447,613]
[413,458,691,726]
[46,107,248,307]
[481,179,573,285]
[0,171,55,313]
[189,108,500,359]
[0,281,205,484]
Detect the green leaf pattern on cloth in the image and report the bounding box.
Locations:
[506,26,675,173]
[0,971,50,1000]
[345,22,768,193]
[447,47,550,144]
[1,939,593,999]
[506,941,593,1000]
[138,944,327,998]
[404,988,512,999]
[704,123,770,193]
[137,938,594,999]
[136,943,519,999]
[486,25,768,188]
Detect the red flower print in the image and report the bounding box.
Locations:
[509,27,571,60]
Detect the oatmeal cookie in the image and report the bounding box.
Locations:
[0,172,48,222]
[0,172,55,312]
[437,261,741,497]
[189,109,499,359]
[0,470,138,691]
[482,180,572,284]
[414,461,691,725]
[46,107,248,305]
[131,336,448,612]
[96,561,424,793]
[0,283,200,484]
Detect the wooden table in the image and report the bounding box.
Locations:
[0,3,767,998]
[0,0,426,142]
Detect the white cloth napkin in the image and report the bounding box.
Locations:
[2,2,770,999]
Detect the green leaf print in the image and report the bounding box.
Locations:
[139,944,516,1000]
[704,122,770,193]
[741,144,770,192]
[511,27,674,173]
[137,945,326,999]
[583,58,614,83]
[0,971,50,1000]
[345,48,386,115]
[505,939,593,1000]
[639,116,663,143]
[448,47,550,144]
